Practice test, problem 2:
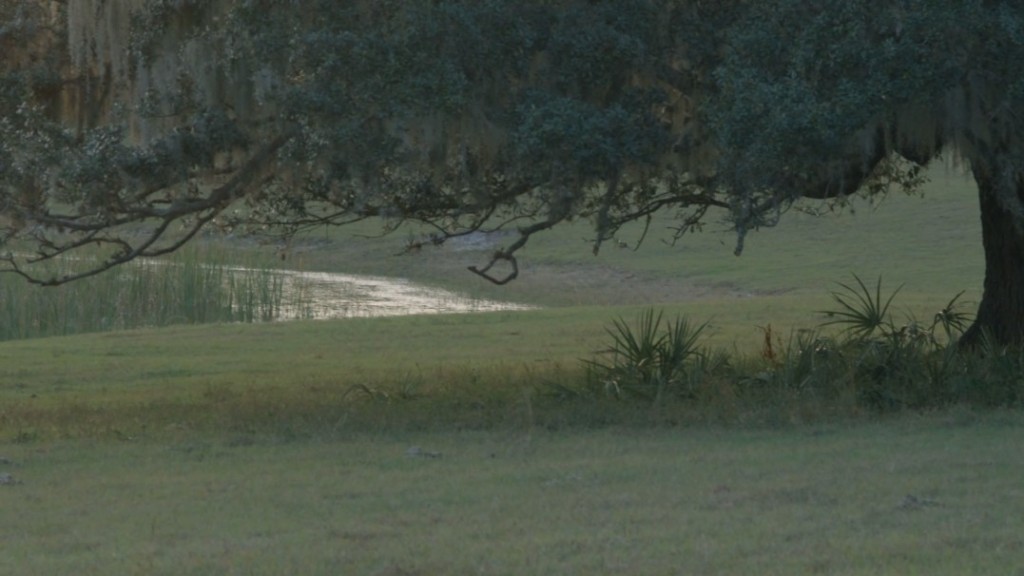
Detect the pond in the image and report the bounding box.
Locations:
[261,268,535,320]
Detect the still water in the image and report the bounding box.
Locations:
[259,268,535,320]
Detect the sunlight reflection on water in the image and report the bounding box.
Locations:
[263,269,535,320]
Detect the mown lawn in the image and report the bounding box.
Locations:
[1,413,1022,575]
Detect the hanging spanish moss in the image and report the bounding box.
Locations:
[62,0,247,140]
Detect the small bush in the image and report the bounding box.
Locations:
[583,308,713,402]
[819,274,902,340]
[576,278,1023,420]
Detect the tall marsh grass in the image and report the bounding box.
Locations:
[0,245,304,341]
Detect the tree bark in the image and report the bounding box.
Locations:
[960,160,1024,348]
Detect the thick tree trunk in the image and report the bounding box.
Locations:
[960,163,1024,348]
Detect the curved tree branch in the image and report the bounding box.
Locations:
[3,126,298,285]
[468,217,564,285]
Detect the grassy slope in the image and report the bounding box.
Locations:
[2,165,1017,575]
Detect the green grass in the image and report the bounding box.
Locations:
[1,163,1017,574]
[0,295,988,441]
[277,164,982,310]
[1,414,1022,575]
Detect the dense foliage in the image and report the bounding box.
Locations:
[713,1,1024,245]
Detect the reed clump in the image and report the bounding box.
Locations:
[0,245,302,341]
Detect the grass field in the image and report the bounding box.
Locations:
[3,164,1021,574]
[2,414,1022,575]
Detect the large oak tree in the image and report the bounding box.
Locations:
[1,0,1021,345]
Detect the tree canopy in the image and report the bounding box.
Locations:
[2,0,1023,344]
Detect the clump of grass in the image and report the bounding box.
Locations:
[819,274,972,347]
[0,244,304,341]
[808,275,972,409]
[581,308,719,402]
[819,274,903,340]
